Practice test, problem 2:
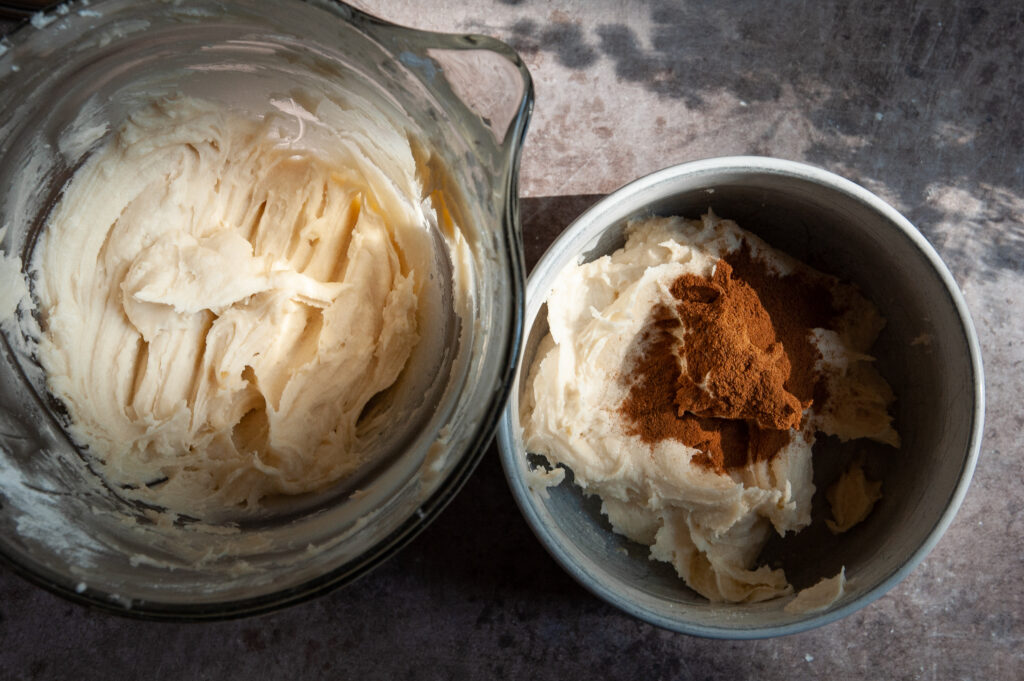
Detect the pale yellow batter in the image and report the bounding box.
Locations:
[34,95,439,514]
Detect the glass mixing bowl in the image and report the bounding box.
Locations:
[0,0,531,618]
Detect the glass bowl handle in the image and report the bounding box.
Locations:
[340,4,533,161]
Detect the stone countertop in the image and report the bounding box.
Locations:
[1,1,1021,679]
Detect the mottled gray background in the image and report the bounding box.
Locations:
[1,0,1022,679]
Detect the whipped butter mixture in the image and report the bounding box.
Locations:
[33,96,443,514]
[522,213,898,604]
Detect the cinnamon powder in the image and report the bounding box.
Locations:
[619,242,841,474]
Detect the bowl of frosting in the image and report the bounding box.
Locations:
[497,156,983,637]
[0,0,531,617]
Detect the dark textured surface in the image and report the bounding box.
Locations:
[1,1,1022,679]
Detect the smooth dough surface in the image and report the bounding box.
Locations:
[34,96,437,514]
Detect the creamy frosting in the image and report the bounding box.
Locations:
[32,95,440,515]
[0,227,28,322]
[522,214,898,604]
[826,457,883,534]
[784,567,847,614]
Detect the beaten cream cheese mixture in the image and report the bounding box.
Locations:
[33,95,444,515]
[522,213,898,604]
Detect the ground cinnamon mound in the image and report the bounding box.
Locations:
[671,262,803,432]
[619,242,841,474]
[722,244,838,405]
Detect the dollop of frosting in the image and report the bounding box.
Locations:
[522,214,898,603]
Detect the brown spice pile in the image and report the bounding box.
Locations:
[619,243,841,474]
